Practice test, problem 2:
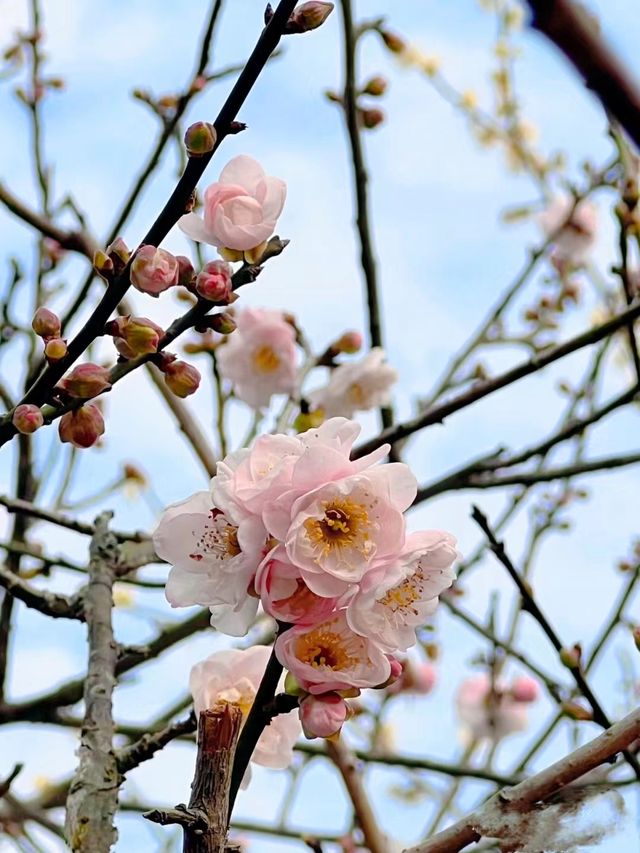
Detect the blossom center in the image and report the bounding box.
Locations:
[252,344,281,373]
[304,498,370,554]
[218,682,255,718]
[191,510,241,562]
[347,382,366,406]
[295,626,356,671]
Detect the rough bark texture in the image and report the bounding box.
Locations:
[65,513,119,852]
[144,704,243,853]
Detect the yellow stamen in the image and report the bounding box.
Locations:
[304,498,370,555]
[252,344,281,373]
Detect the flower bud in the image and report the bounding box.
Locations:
[176,255,196,288]
[388,660,436,695]
[287,2,334,33]
[110,315,164,358]
[195,260,233,302]
[32,307,61,338]
[12,404,44,434]
[59,363,111,399]
[300,693,348,740]
[106,237,131,273]
[380,30,406,54]
[130,245,179,296]
[362,76,388,97]
[58,404,105,449]
[184,121,217,157]
[561,701,593,722]
[510,676,539,703]
[93,249,114,280]
[162,360,201,398]
[359,107,385,130]
[208,312,237,335]
[333,331,362,354]
[44,337,68,362]
[559,645,581,670]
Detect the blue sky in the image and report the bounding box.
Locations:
[0,0,639,850]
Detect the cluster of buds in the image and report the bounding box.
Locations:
[32,307,67,363]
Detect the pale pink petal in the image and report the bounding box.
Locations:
[219,155,266,193]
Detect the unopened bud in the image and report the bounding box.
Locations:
[300,692,348,740]
[93,249,114,280]
[58,404,105,449]
[510,676,539,703]
[44,337,68,362]
[333,331,362,354]
[123,462,147,485]
[162,360,201,398]
[359,107,385,130]
[32,307,61,338]
[559,645,582,670]
[184,121,217,157]
[130,245,179,296]
[110,315,164,359]
[561,701,593,722]
[259,235,290,263]
[59,363,111,399]
[12,404,44,434]
[380,30,406,53]
[362,76,388,97]
[195,261,233,302]
[286,1,334,33]
[106,237,131,273]
[208,312,237,335]
[176,255,196,288]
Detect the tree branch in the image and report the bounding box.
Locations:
[0,562,84,620]
[404,704,640,853]
[525,0,640,149]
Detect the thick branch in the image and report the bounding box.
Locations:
[404,704,640,853]
[144,704,243,853]
[525,0,640,149]
[0,562,84,620]
[65,513,120,852]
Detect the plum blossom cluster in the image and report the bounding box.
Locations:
[154,417,458,742]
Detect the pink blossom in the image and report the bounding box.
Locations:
[216,308,298,408]
[153,491,266,636]
[539,196,597,265]
[456,673,535,741]
[283,464,417,597]
[511,676,540,703]
[190,646,300,772]
[178,155,286,251]
[346,531,457,651]
[308,348,398,418]
[275,613,391,695]
[299,692,348,740]
[255,546,339,625]
[130,245,179,295]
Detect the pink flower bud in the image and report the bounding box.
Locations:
[130,245,179,296]
[184,121,217,157]
[162,360,201,398]
[58,404,105,449]
[110,316,164,358]
[106,237,131,272]
[208,312,237,335]
[288,1,334,32]
[12,404,44,434]
[177,255,196,288]
[380,30,406,53]
[299,693,348,740]
[32,307,61,338]
[195,261,233,302]
[387,660,437,695]
[59,363,111,399]
[334,331,363,354]
[511,677,539,703]
[44,337,68,362]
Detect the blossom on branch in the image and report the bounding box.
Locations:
[178,155,286,253]
[216,308,298,408]
[539,196,597,266]
[456,672,539,742]
[308,347,398,418]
